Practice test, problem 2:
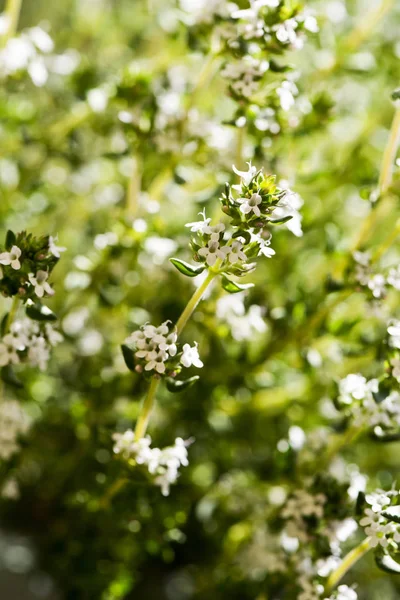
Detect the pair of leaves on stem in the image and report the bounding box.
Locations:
[169,258,254,294]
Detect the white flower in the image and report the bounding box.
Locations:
[232,162,257,186]
[28,270,54,298]
[255,235,276,258]
[0,400,30,460]
[0,336,19,367]
[49,235,66,258]
[360,490,400,548]
[112,433,191,496]
[2,478,19,500]
[0,245,22,270]
[277,80,298,111]
[391,357,400,382]
[181,343,203,368]
[388,266,400,290]
[224,240,247,264]
[185,209,212,234]
[28,336,50,371]
[128,321,178,374]
[338,373,374,404]
[388,321,400,349]
[238,193,262,216]
[273,187,304,237]
[198,240,227,266]
[329,585,358,600]
[367,273,386,298]
[216,293,267,341]
[367,274,386,298]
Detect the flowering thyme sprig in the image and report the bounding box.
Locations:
[0,230,60,301]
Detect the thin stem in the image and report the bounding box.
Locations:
[318,425,363,471]
[134,376,160,440]
[125,157,141,218]
[4,296,20,334]
[378,105,400,195]
[176,268,218,336]
[325,537,372,594]
[99,477,129,509]
[350,103,400,254]
[2,0,23,42]
[236,127,245,168]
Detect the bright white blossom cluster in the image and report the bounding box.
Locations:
[360,489,400,549]
[0,319,63,371]
[124,320,203,375]
[0,400,30,460]
[112,432,190,496]
[325,586,358,600]
[0,18,79,85]
[338,374,400,431]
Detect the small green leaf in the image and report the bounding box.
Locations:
[1,365,23,388]
[121,344,136,372]
[382,506,400,524]
[170,258,206,277]
[1,313,8,336]
[375,550,400,574]
[165,375,200,393]
[5,230,16,251]
[221,275,254,294]
[26,303,57,322]
[269,215,293,225]
[392,88,400,102]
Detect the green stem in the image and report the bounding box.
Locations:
[319,425,363,470]
[236,127,245,168]
[2,0,23,41]
[378,105,400,196]
[350,103,400,254]
[176,268,218,336]
[325,537,372,594]
[125,157,141,218]
[134,376,160,440]
[4,296,20,334]
[102,267,218,507]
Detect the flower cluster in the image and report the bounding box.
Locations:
[216,291,267,341]
[353,252,400,300]
[0,19,78,85]
[281,489,326,543]
[0,318,63,371]
[182,164,299,284]
[218,1,318,106]
[337,373,400,433]
[0,231,63,301]
[112,433,190,496]
[123,320,203,376]
[359,489,400,549]
[0,400,30,460]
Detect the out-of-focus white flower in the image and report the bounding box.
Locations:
[0,400,30,460]
[388,321,400,349]
[87,88,108,112]
[277,80,298,111]
[367,274,386,298]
